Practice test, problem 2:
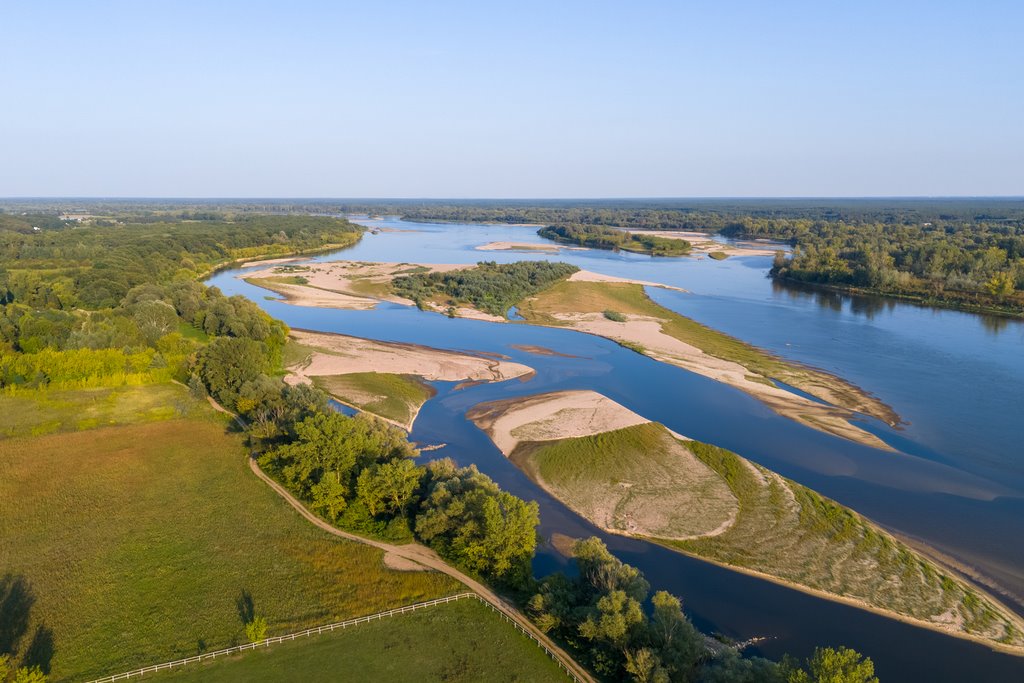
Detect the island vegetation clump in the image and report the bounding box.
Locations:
[391,260,579,317]
[538,224,691,256]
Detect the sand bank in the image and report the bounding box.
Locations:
[286,329,533,387]
[475,241,561,252]
[568,270,688,292]
[622,229,780,257]
[468,390,651,455]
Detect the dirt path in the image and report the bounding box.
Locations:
[246,457,594,682]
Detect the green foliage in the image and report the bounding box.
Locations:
[603,309,627,322]
[781,646,878,683]
[539,224,691,256]
[708,251,729,260]
[529,538,707,681]
[392,260,579,317]
[245,616,268,644]
[415,459,540,586]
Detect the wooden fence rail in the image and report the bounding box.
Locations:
[85,592,580,683]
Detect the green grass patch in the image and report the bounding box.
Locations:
[0,383,206,438]
[602,309,627,322]
[177,322,210,342]
[152,598,567,682]
[312,373,434,428]
[708,251,729,260]
[0,413,460,681]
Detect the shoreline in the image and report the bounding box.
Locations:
[647,537,1024,658]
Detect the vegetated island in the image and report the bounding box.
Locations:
[538,224,692,256]
[246,260,898,448]
[282,329,533,430]
[467,390,1024,653]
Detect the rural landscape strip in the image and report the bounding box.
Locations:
[246,455,595,683]
[84,594,480,683]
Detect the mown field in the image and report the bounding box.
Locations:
[0,386,461,681]
[517,279,898,423]
[311,372,433,429]
[153,598,567,682]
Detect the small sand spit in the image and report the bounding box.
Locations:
[467,390,651,456]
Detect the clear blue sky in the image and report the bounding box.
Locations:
[1,1,1021,197]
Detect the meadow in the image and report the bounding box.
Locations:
[0,387,461,681]
[153,599,567,682]
[311,372,433,429]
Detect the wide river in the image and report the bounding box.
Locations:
[208,217,1024,681]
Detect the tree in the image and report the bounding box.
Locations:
[12,666,47,683]
[783,646,877,683]
[356,458,423,516]
[245,615,268,643]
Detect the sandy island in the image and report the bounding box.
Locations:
[621,229,781,257]
[467,390,1024,654]
[475,241,562,252]
[286,329,533,387]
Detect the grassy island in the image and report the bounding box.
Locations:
[469,391,1024,652]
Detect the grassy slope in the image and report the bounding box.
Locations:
[153,599,567,683]
[311,373,434,428]
[512,423,736,539]
[0,384,207,438]
[0,389,460,681]
[508,422,1023,648]
[518,280,897,424]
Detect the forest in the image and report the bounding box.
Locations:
[392,260,580,317]
[538,225,690,256]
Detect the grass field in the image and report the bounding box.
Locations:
[0,384,207,438]
[153,599,567,682]
[512,423,736,539]
[0,395,461,681]
[518,280,897,424]
[312,372,434,429]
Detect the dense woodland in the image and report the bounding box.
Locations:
[0,204,881,682]
[392,260,580,317]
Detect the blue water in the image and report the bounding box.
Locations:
[207,217,1024,681]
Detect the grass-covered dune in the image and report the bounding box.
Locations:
[151,598,568,682]
[470,393,1024,652]
[0,385,461,681]
[312,372,434,430]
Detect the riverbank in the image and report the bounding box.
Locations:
[467,390,1024,655]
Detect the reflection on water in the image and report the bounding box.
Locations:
[207,218,1024,681]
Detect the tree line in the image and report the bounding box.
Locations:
[392,261,579,317]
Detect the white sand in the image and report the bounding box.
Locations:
[469,390,651,456]
[476,241,561,252]
[287,330,533,386]
[623,229,780,256]
[568,270,688,292]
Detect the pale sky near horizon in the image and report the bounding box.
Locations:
[1,1,1021,198]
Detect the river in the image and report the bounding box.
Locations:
[207,216,1024,681]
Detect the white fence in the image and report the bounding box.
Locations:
[85,592,581,683]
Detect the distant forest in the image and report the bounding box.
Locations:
[4,197,1023,315]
